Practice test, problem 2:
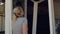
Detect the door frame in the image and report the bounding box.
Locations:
[48,0,56,34]
[5,0,55,34]
[5,0,12,34]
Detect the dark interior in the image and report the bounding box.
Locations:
[27,0,50,34]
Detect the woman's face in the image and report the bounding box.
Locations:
[14,8,22,17]
[13,7,24,17]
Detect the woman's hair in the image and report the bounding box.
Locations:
[13,7,24,18]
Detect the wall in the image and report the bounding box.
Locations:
[0,16,5,31]
[0,3,5,32]
[54,1,60,19]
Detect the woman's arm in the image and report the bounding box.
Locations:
[22,23,28,34]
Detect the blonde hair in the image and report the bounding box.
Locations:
[13,7,24,21]
[13,7,24,16]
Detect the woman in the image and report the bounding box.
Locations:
[12,6,28,34]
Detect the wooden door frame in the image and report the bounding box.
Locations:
[5,0,12,34]
[48,0,56,34]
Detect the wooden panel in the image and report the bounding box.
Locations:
[0,16,2,31]
[54,1,60,19]
[0,4,5,14]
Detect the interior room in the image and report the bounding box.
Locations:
[0,0,60,34]
[0,0,5,34]
[53,0,60,34]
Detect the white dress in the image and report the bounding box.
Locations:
[12,17,27,34]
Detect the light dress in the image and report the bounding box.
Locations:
[12,17,27,34]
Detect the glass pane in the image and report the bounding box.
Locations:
[12,0,28,34]
[27,0,50,34]
[27,0,33,34]
[0,0,5,34]
[36,0,50,34]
